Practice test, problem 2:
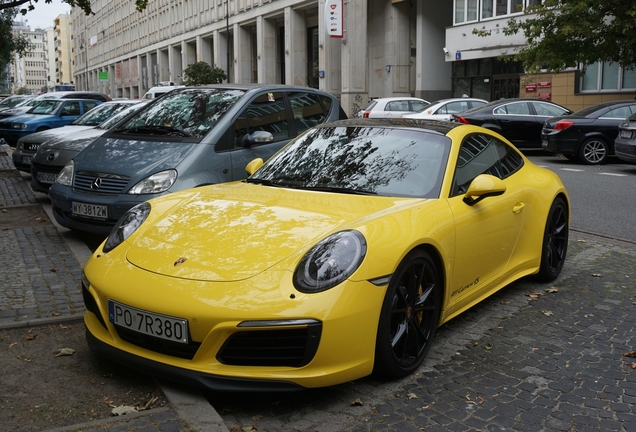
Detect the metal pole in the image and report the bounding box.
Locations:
[226,0,230,83]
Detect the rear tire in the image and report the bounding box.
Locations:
[536,197,569,281]
[578,137,608,165]
[373,249,441,378]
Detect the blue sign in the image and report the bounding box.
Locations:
[455,51,461,61]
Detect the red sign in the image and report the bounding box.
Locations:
[525,84,537,93]
[538,81,551,88]
[538,92,551,101]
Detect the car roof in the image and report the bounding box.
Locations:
[176,84,335,93]
[371,97,427,102]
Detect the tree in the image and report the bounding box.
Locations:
[182,61,227,85]
[0,7,30,85]
[501,0,636,73]
[0,0,148,16]
[181,61,226,85]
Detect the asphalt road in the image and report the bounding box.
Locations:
[526,153,636,244]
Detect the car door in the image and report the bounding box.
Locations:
[58,101,84,126]
[492,101,539,147]
[446,132,526,315]
[228,91,294,179]
[382,100,412,118]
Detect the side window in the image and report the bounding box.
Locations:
[233,92,288,148]
[531,102,567,117]
[451,134,524,196]
[61,102,81,116]
[600,106,635,119]
[445,101,469,114]
[319,95,333,115]
[494,102,531,115]
[410,100,428,112]
[385,100,409,111]
[288,92,326,135]
[83,101,99,112]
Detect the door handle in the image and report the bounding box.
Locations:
[513,202,525,214]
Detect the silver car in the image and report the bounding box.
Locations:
[49,84,346,235]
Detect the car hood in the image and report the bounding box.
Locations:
[19,125,96,144]
[0,106,31,117]
[4,113,55,123]
[33,129,107,166]
[74,136,197,179]
[125,183,418,282]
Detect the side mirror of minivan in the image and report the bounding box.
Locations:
[241,130,274,148]
[245,158,264,176]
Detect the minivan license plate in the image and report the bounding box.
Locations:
[108,300,188,344]
[71,201,108,219]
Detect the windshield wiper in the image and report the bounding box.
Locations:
[301,185,377,195]
[115,125,192,137]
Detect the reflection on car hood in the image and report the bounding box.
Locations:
[74,136,197,179]
[19,125,96,144]
[125,183,411,282]
[33,129,107,167]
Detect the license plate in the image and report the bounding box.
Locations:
[109,300,188,344]
[71,201,108,219]
[36,172,57,184]
[542,139,548,148]
[620,130,632,139]
[20,155,32,164]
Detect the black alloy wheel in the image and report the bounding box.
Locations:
[373,249,441,378]
[537,197,569,281]
[578,137,608,165]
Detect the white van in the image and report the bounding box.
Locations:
[141,83,183,100]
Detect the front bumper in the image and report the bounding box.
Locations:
[49,184,148,235]
[81,247,385,389]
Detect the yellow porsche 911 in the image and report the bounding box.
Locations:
[82,119,569,391]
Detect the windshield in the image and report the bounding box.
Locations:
[71,103,133,126]
[29,100,64,115]
[0,96,30,109]
[99,103,147,129]
[113,88,246,139]
[250,126,451,198]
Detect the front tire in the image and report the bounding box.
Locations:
[373,249,442,378]
[578,137,608,165]
[536,197,569,281]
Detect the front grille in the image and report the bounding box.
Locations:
[74,172,130,194]
[217,322,322,367]
[115,326,201,360]
[0,121,11,128]
[32,161,62,174]
[82,281,107,329]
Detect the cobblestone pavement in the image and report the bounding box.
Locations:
[2,144,636,431]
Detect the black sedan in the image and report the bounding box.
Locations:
[541,100,636,165]
[452,98,572,149]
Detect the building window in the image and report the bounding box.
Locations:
[454,0,478,24]
[581,62,636,92]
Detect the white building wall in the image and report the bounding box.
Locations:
[71,0,455,115]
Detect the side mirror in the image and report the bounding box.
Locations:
[245,158,264,176]
[241,130,274,148]
[463,174,506,206]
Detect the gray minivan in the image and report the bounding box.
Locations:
[49,84,346,235]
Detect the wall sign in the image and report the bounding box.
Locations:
[324,0,344,38]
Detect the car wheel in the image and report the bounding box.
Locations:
[373,249,441,378]
[578,137,608,164]
[536,197,569,282]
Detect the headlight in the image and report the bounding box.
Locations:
[127,170,177,194]
[293,230,367,293]
[12,123,27,129]
[103,202,151,252]
[56,160,74,186]
[15,141,23,150]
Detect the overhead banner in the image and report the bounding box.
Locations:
[324,0,343,38]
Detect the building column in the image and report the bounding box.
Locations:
[257,16,277,84]
[341,0,368,117]
[414,0,452,101]
[385,2,411,96]
[318,0,342,97]
[235,23,251,83]
[284,6,307,86]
